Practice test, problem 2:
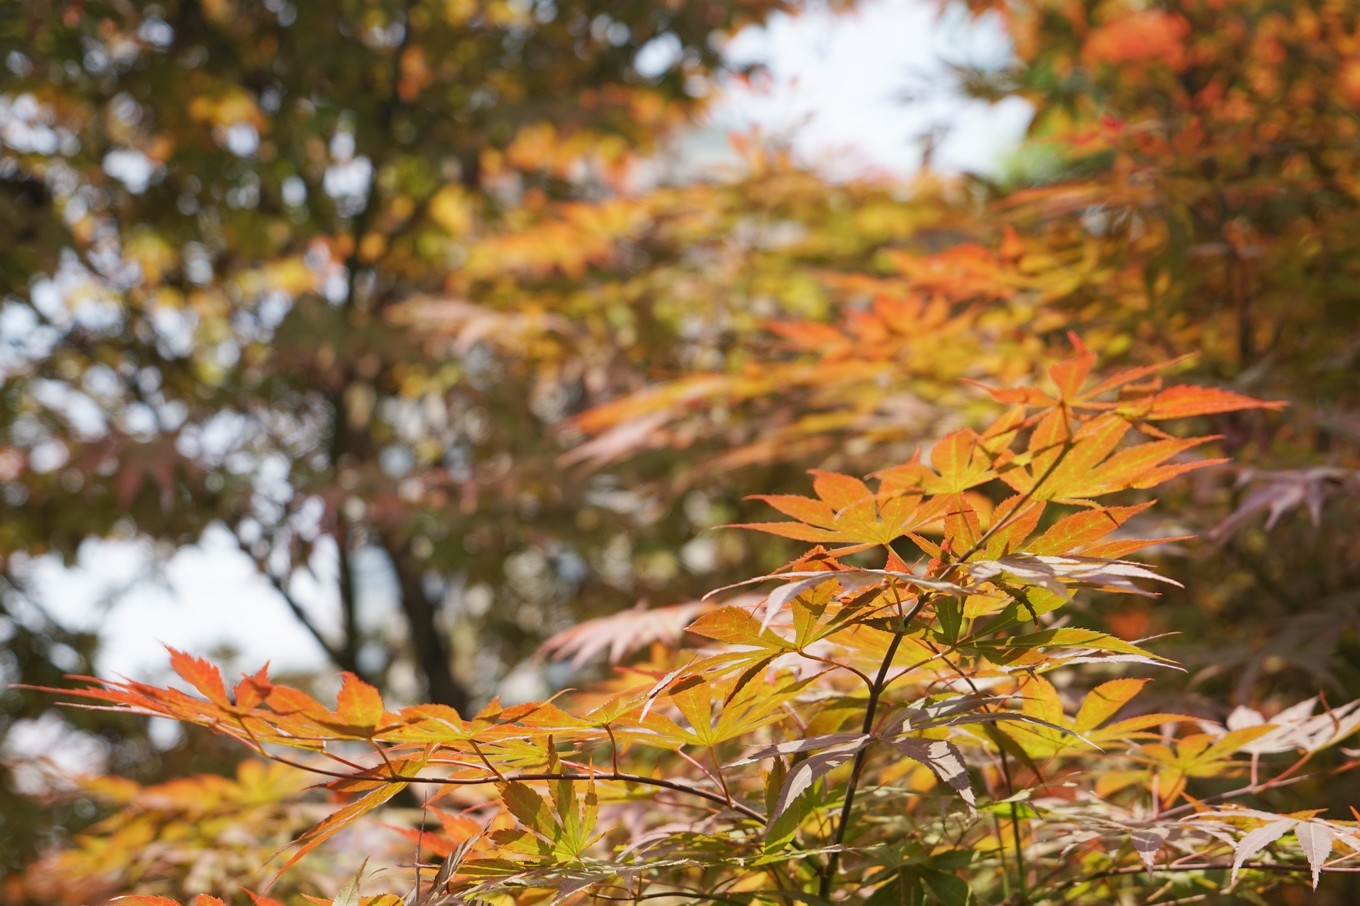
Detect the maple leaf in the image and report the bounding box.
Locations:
[653,673,806,749]
[924,428,998,494]
[1206,812,1344,889]
[538,598,724,668]
[1026,502,1156,556]
[971,338,1284,432]
[998,411,1222,502]
[966,553,1180,600]
[686,604,793,652]
[881,737,976,812]
[739,469,954,548]
[274,750,428,878]
[1208,467,1360,541]
[1121,384,1288,421]
[990,677,1187,758]
[167,648,232,708]
[706,569,973,630]
[1224,697,1360,754]
[732,733,871,820]
[1126,725,1276,806]
[1129,824,1172,874]
[335,672,387,734]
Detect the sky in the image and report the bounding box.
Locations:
[711,0,1029,177]
[27,0,1031,688]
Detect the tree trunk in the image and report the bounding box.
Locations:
[380,533,471,714]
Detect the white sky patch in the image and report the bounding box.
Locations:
[102,149,156,194]
[710,0,1028,178]
[34,527,332,679]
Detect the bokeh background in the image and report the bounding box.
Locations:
[3,0,1358,900]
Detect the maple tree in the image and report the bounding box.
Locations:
[0,0,862,870]
[7,0,1360,901]
[0,0,955,735]
[1,0,985,874]
[971,0,1360,716]
[18,347,1360,904]
[570,0,1360,717]
[0,0,808,709]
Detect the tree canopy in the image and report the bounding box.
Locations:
[4,0,1360,902]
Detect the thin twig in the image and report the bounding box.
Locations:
[254,746,769,825]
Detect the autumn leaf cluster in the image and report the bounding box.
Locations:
[27,347,1360,903]
[5,0,1360,902]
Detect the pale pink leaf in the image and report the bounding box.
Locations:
[728,732,869,768]
[1232,819,1296,883]
[771,735,871,820]
[884,737,975,811]
[705,569,973,631]
[1294,822,1335,889]
[1131,825,1170,874]
[967,554,1180,598]
[538,598,720,668]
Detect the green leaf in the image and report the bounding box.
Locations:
[921,867,973,906]
[764,785,814,853]
[499,782,558,839]
[864,869,924,906]
[935,598,963,646]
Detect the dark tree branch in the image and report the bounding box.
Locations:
[336,519,361,675]
[378,529,470,714]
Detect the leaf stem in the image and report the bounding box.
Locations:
[1062,859,1360,891]
[994,748,1028,900]
[817,597,925,899]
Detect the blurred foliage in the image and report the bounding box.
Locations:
[0,0,821,716]
[0,0,829,878]
[2,0,1360,900]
